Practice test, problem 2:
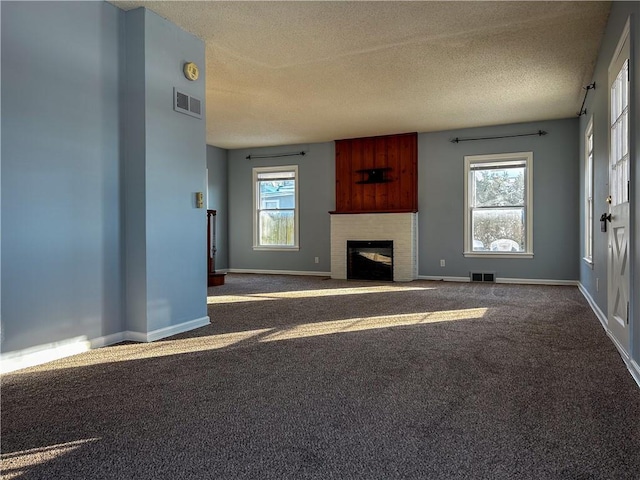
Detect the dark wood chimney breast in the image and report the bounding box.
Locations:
[332,132,417,214]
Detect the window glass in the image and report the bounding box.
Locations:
[464,153,532,256]
[584,119,594,263]
[253,166,298,249]
[610,60,629,206]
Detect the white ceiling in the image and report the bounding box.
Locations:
[111,1,610,149]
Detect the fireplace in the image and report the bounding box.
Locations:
[329,133,418,282]
[330,213,417,282]
[347,240,393,281]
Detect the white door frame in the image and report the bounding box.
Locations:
[607,19,631,355]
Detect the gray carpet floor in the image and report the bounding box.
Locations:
[2,274,640,479]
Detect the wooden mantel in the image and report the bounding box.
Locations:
[329,209,417,215]
[334,132,417,214]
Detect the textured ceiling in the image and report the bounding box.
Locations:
[110,1,611,149]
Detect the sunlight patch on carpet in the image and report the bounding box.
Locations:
[261,308,489,342]
[5,306,485,373]
[7,329,275,373]
[98,328,274,359]
[206,295,278,304]
[208,285,434,304]
[0,438,101,478]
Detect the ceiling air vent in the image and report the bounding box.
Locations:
[173,88,202,119]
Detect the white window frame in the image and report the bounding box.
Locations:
[609,54,630,207]
[584,117,594,267]
[253,165,299,251]
[463,152,533,258]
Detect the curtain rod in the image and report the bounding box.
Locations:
[577,82,596,117]
[450,130,547,144]
[246,151,306,160]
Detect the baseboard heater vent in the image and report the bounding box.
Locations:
[470,272,495,283]
[173,88,202,119]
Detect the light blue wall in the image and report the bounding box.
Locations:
[143,9,207,331]
[3,0,635,373]
[419,119,579,281]
[1,2,208,362]
[123,7,148,335]
[228,143,334,273]
[226,123,579,282]
[1,1,123,351]
[579,1,640,365]
[125,8,208,333]
[207,145,229,270]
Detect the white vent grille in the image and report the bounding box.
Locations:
[190,97,201,116]
[173,88,202,119]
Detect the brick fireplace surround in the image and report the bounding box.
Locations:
[330,212,418,282]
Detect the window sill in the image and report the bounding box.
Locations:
[253,246,300,252]
[583,257,594,269]
[463,252,534,259]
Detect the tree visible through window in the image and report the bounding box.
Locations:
[253,166,298,249]
[464,153,533,256]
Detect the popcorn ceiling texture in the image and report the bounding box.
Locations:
[111,1,610,149]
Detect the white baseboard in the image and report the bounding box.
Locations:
[605,332,639,389]
[144,316,211,342]
[577,282,608,329]
[417,275,470,282]
[496,278,578,286]
[90,332,126,349]
[228,268,331,277]
[630,359,640,389]
[416,276,577,286]
[124,330,149,343]
[578,282,639,389]
[1,336,91,374]
[226,271,577,287]
[1,317,211,374]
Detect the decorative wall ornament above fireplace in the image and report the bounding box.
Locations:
[355,167,392,185]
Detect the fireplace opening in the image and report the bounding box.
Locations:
[347,240,393,281]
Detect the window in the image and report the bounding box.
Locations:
[253,165,299,250]
[610,58,629,207]
[584,118,594,265]
[464,152,533,258]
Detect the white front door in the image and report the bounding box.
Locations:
[607,22,631,353]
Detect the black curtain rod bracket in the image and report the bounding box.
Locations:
[246,151,306,160]
[577,82,596,117]
[450,130,547,144]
